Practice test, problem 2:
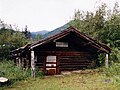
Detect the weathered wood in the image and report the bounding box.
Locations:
[59,53,93,73]
[46,62,56,64]
[26,59,29,69]
[56,54,60,74]
[31,50,35,77]
[18,57,21,67]
[11,26,111,75]
[21,58,24,68]
[105,54,108,68]
[34,51,95,74]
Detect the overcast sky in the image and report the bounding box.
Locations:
[0,0,120,31]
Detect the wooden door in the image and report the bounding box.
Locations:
[46,56,57,75]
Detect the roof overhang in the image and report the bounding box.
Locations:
[11,26,111,56]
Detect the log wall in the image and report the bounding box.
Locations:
[59,52,93,71]
[35,51,97,74]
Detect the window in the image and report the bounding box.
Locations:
[56,42,68,47]
[46,56,56,62]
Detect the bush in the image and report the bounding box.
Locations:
[0,60,45,83]
[98,49,120,66]
[0,60,31,84]
[102,63,120,83]
[103,63,120,77]
[35,67,44,78]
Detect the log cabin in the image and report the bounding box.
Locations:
[11,26,111,75]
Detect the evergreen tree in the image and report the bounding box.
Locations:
[70,2,120,63]
[22,25,31,39]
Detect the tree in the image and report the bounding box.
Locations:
[70,2,120,63]
[22,25,31,39]
[34,34,42,41]
[0,20,29,59]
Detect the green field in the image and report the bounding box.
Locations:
[1,60,120,90]
[5,71,120,90]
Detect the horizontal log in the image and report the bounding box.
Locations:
[46,66,56,68]
[60,59,91,63]
[37,51,91,55]
[59,64,89,67]
[60,67,87,71]
[46,62,56,64]
[60,56,88,59]
[37,66,44,68]
[36,63,43,66]
[60,62,91,65]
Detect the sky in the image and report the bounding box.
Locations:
[0,0,120,31]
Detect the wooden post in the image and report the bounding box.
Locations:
[18,57,21,67]
[21,58,24,68]
[31,50,35,77]
[105,53,108,68]
[56,54,60,74]
[18,53,21,68]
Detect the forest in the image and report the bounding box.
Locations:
[0,2,120,89]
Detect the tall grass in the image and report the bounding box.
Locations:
[0,60,31,84]
[103,63,120,77]
[0,60,44,84]
[101,63,120,83]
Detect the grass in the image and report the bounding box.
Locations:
[0,60,43,90]
[4,70,120,90]
[0,60,44,80]
[0,60,31,82]
[1,59,120,90]
[103,63,120,77]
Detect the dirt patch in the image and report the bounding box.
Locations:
[72,69,99,75]
[61,71,72,75]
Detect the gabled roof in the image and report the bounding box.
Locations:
[30,26,111,53]
[11,26,111,56]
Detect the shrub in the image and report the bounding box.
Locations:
[35,67,44,78]
[102,63,120,83]
[0,60,31,84]
[103,63,120,83]
[0,60,44,84]
[102,63,120,77]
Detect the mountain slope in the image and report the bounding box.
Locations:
[31,30,49,38]
[31,30,49,35]
[43,22,70,38]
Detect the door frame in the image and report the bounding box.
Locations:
[45,55,57,75]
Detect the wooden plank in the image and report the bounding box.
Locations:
[46,62,56,64]
[31,50,35,77]
[105,54,108,67]
[56,55,60,74]
[36,63,43,66]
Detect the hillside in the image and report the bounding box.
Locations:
[43,22,70,38]
[31,22,71,39]
[31,30,49,38]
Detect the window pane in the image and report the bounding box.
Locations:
[56,42,68,47]
[46,56,56,62]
